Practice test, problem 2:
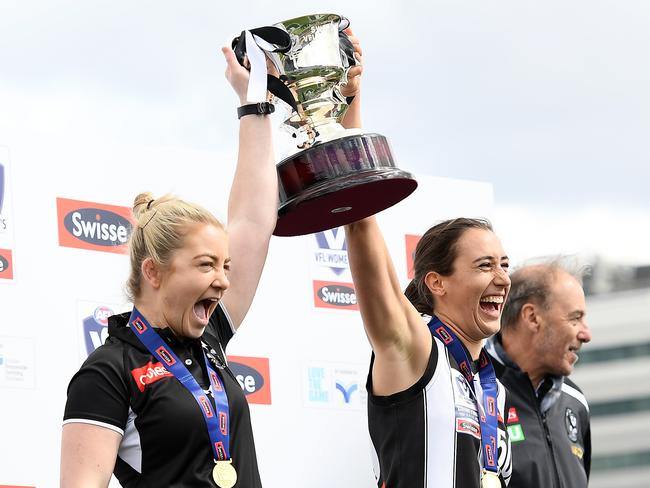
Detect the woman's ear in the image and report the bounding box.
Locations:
[141,257,162,289]
[424,271,445,297]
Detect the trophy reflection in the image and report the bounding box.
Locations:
[234,14,417,236]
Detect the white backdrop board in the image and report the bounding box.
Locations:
[0,136,493,487]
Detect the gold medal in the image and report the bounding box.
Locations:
[212,459,237,488]
[480,470,501,488]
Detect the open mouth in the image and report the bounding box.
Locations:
[479,295,504,318]
[193,298,218,324]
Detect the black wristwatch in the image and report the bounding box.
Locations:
[237,102,275,119]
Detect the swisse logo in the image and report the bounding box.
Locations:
[65,209,130,245]
[131,361,173,392]
[313,280,358,310]
[227,356,271,405]
[57,197,133,254]
[0,248,13,280]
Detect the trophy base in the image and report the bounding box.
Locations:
[273,134,417,236]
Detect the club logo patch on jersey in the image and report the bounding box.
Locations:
[565,407,579,442]
[131,361,173,392]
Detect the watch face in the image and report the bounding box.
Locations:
[565,408,579,442]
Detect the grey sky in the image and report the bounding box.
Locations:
[1,0,649,263]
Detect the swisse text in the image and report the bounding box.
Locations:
[65,208,131,246]
[318,285,357,306]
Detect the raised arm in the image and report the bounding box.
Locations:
[220,46,277,328]
[342,31,431,395]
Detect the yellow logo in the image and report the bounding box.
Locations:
[571,445,584,459]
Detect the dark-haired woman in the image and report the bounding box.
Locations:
[341,35,513,488]
[347,216,514,487]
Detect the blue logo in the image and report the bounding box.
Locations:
[314,228,349,275]
[83,306,114,355]
[335,381,358,403]
[0,354,4,366]
[307,367,329,402]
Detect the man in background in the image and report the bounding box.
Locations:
[487,259,592,488]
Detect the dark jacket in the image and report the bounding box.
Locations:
[487,335,591,488]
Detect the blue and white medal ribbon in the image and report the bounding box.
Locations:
[428,316,500,484]
[128,308,237,487]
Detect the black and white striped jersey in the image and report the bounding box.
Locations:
[367,320,512,488]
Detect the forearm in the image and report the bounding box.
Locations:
[341,93,361,130]
[227,113,277,234]
[345,217,411,347]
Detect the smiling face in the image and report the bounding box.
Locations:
[533,271,592,377]
[433,228,511,343]
[156,223,230,339]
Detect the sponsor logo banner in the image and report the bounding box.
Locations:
[404,234,421,279]
[227,356,271,405]
[313,280,358,310]
[302,361,367,410]
[0,248,13,280]
[0,336,36,389]
[56,197,133,254]
[0,148,15,280]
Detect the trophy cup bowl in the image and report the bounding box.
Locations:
[236,14,417,236]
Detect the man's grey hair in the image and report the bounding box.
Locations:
[500,256,590,331]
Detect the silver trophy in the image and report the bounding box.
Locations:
[233,14,417,236]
